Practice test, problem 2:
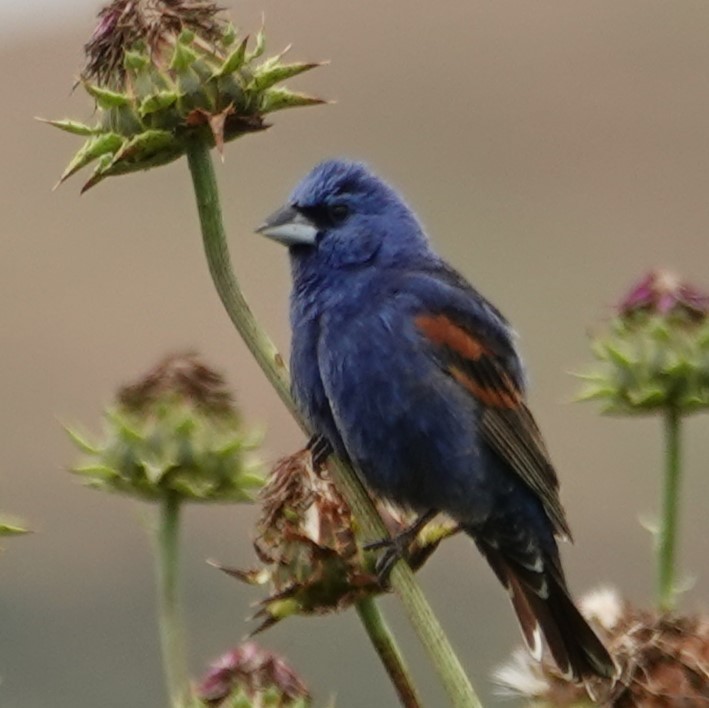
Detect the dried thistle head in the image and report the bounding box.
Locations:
[45,0,325,191]
[84,0,225,87]
[494,587,709,706]
[118,351,234,415]
[195,642,311,707]
[68,352,263,502]
[215,448,457,632]
[577,270,709,415]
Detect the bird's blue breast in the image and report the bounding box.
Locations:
[289,276,347,457]
[309,281,499,522]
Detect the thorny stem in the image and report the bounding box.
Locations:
[356,597,423,708]
[658,407,682,613]
[156,492,188,708]
[185,139,481,707]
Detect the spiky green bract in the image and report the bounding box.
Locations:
[577,271,709,415]
[47,0,324,191]
[0,518,29,537]
[68,353,263,503]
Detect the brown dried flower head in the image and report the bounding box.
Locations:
[118,351,234,415]
[84,0,225,87]
[216,448,457,632]
[494,587,709,706]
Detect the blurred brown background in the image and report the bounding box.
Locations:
[2,1,709,706]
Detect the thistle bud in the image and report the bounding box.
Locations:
[68,352,263,503]
[195,643,311,707]
[577,270,709,415]
[494,588,709,706]
[215,449,457,632]
[46,0,325,191]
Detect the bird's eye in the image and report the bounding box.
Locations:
[328,203,350,224]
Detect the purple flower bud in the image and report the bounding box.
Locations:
[196,643,311,706]
[619,270,709,320]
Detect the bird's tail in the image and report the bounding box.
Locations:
[470,528,617,684]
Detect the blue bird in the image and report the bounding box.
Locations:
[257,159,616,683]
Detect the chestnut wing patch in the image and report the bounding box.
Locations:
[415,313,571,540]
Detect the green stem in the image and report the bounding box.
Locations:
[156,492,188,708]
[185,140,481,707]
[356,597,423,708]
[658,407,683,613]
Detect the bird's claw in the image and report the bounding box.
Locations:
[364,510,437,585]
[364,535,411,585]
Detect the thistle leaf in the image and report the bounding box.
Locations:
[57,133,124,185]
[575,384,618,402]
[37,118,100,136]
[139,91,179,117]
[214,36,249,77]
[108,129,176,167]
[80,154,114,193]
[0,520,29,537]
[251,61,323,92]
[627,387,666,407]
[124,50,149,72]
[238,472,265,490]
[65,427,101,455]
[222,23,238,47]
[83,81,131,108]
[248,25,266,61]
[73,463,119,480]
[260,88,325,114]
[170,39,198,72]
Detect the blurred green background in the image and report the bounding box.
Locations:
[2,1,709,706]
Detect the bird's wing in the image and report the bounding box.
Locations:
[407,269,572,540]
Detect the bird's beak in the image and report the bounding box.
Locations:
[256,205,318,247]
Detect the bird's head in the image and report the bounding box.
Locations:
[256,159,430,273]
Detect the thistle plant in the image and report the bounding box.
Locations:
[578,270,709,612]
[50,2,481,706]
[47,0,323,192]
[69,352,263,708]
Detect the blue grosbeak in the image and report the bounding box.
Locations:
[257,159,616,682]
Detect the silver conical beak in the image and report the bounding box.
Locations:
[256,205,318,247]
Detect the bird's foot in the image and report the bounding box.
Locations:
[364,510,437,584]
[365,534,410,584]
